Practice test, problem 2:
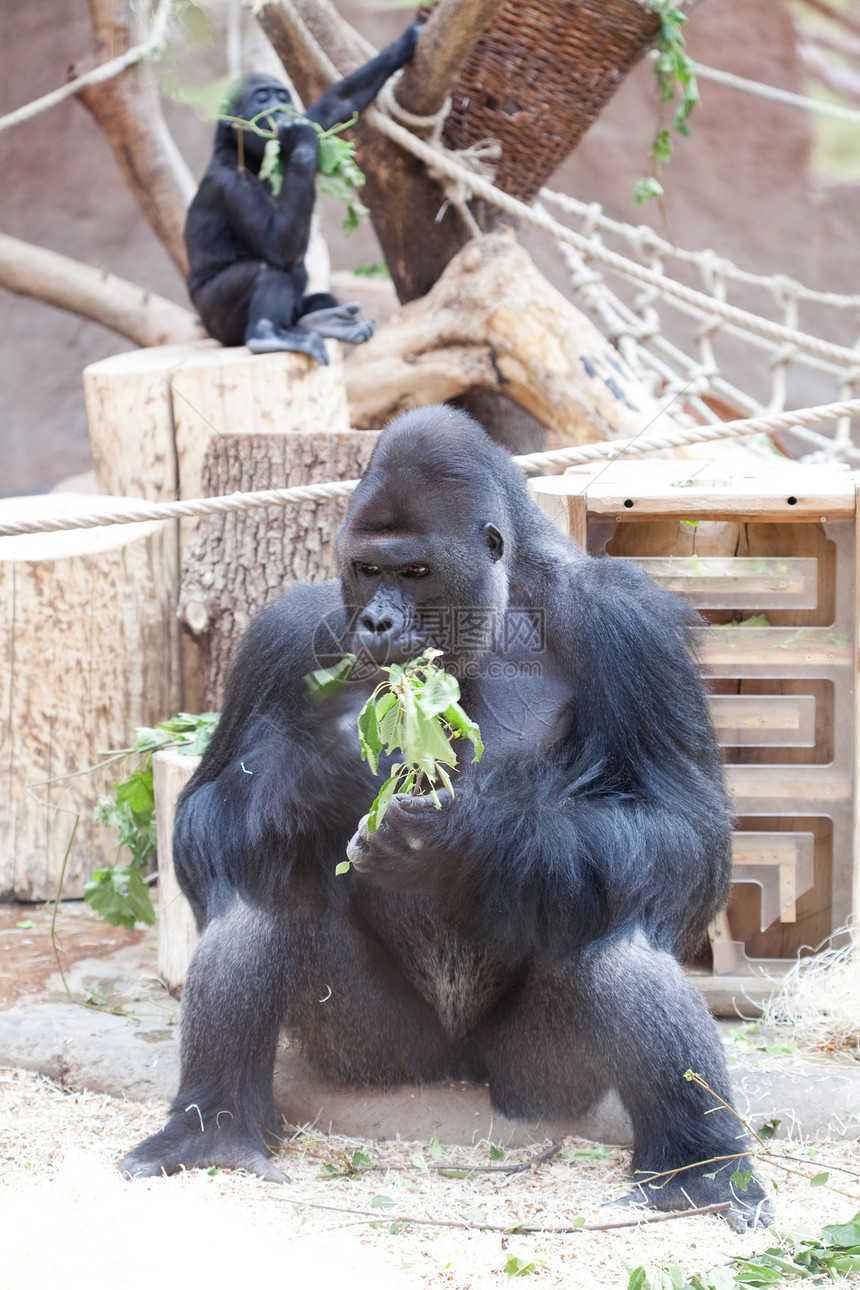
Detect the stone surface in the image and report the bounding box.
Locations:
[1,903,858,1148]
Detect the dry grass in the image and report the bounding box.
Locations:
[2,1066,860,1290]
[763,931,860,1063]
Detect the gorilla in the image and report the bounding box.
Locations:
[121,406,770,1231]
[184,23,422,364]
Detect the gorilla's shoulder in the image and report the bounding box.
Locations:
[233,580,346,670]
[553,550,701,643]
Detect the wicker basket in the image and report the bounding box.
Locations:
[420,0,661,203]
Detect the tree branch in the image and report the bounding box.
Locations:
[393,0,510,119]
[344,233,683,444]
[73,0,195,277]
[0,234,206,347]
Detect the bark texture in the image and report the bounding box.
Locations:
[179,428,379,710]
[75,0,195,276]
[344,234,683,444]
[0,496,180,900]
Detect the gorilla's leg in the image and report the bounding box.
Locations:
[243,266,330,364]
[120,894,456,1179]
[119,897,290,1181]
[191,260,264,347]
[297,298,375,345]
[485,931,772,1232]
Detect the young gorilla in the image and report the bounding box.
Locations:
[184,23,421,364]
[121,407,770,1232]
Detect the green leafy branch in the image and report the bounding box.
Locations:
[634,0,700,206]
[305,649,484,871]
[218,102,369,234]
[87,712,219,930]
[626,1211,860,1288]
[354,649,484,838]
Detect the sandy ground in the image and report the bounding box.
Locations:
[2,1066,859,1290]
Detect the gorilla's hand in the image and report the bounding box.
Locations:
[346,792,449,893]
[277,118,319,167]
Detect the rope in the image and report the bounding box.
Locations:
[692,58,860,127]
[3,400,859,540]
[0,0,173,134]
[364,106,860,369]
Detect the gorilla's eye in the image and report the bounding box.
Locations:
[255,89,270,102]
[401,565,430,579]
[356,563,381,577]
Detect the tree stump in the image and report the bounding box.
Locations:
[0,495,180,900]
[83,340,364,709]
[152,748,200,996]
[179,428,380,711]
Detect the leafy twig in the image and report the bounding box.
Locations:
[634,0,700,206]
[267,1190,731,1233]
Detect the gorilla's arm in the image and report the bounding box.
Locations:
[199,122,320,270]
[307,23,423,131]
[350,561,732,960]
[173,582,372,921]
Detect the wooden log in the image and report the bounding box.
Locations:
[84,340,218,502]
[343,233,686,444]
[84,340,356,709]
[179,427,380,710]
[152,748,200,996]
[0,495,180,900]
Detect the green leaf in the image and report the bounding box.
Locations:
[417,669,460,718]
[428,1135,445,1159]
[730,1167,752,1192]
[822,1217,860,1248]
[633,177,664,206]
[335,860,351,875]
[115,765,155,815]
[304,653,356,701]
[504,1255,537,1277]
[83,866,155,931]
[489,1144,505,1162]
[370,1194,396,1210]
[358,699,382,773]
[465,1206,487,1224]
[351,1150,372,1168]
[259,138,284,195]
[366,768,405,832]
[625,1269,648,1290]
[810,1172,829,1187]
[16,919,35,929]
[443,703,484,761]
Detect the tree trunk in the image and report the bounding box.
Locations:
[179,427,379,710]
[0,234,205,348]
[0,495,180,900]
[153,748,200,996]
[75,0,195,276]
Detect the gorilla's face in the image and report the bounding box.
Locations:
[336,408,520,674]
[340,526,507,670]
[230,77,295,166]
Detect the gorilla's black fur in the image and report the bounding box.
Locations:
[184,24,421,363]
[121,406,770,1231]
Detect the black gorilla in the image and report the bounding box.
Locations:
[121,406,770,1231]
[184,24,421,364]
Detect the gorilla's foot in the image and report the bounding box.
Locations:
[118,1108,288,1183]
[611,1162,773,1233]
[245,318,329,365]
[298,302,375,344]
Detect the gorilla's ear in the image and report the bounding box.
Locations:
[484,524,504,562]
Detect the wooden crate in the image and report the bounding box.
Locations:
[530,460,859,1013]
